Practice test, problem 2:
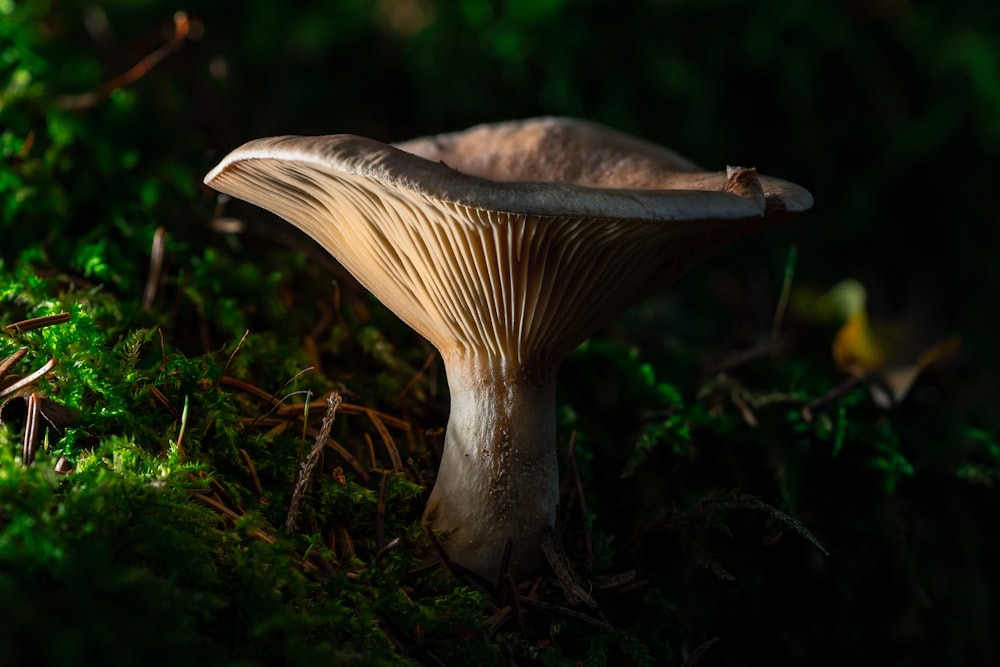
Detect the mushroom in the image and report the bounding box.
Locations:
[204,117,813,582]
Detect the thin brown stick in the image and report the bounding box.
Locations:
[58,12,191,110]
[518,597,613,632]
[148,385,180,418]
[680,637,721,667]
[220,330,251,380]
[486,606,512,639]
[2,313,72,334]
[0,358,56,399]
[275,395,412,430]
[374,536,402,564]
[335,524,355,562]
[706,338,787,375]
[208,478,243,515]
[801,375,866,422]
[15,130,34,158]
[236,414,368,481]
[142,226,167,311]
[0,348,28,380]
[364,432,378,470]
[239,448,266,499]
[422,522,495,593]
[286,393,341,533]
[541,528,597,608]
[348,404,410,429]
[731,390,759,428]
[22,392,40,465]
[596,570,640,592]
[368,410,404,472]
[188,491,243,522]
[220,373,314,427]
[219,375,279,405]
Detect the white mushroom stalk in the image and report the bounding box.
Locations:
[204,117,813,582]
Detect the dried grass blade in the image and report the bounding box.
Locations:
[0,348,28,379]
[286,392,341,533]
[142,226,167,311]
[0,358,56,399]
[368,409,403,472]
[3,313,71,334]
[22,392,40,465]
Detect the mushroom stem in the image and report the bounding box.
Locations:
[424,349,558,582]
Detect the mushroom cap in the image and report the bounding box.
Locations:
[205,117,812,369]
[394,117,812,216]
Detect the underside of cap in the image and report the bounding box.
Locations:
[204,117,813,368]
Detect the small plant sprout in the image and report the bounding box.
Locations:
[204,117,813,581]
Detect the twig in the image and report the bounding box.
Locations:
[220,329,250,379]
[236,414,368,481]
[286,393,341,533]
[276,395,412,430]
[239,448,266,499]
[58,12,191,110]
[0,358,56,399]
[188,491,243,522]
[541,528,597,608]
[365,433,378,470]
[374,536,402,564]
[706,338,787,375]
[142,226,167,311]
[220,373,314,428]
[681,637,721,667]
[148,385,180,418]
[334,524,355,562]
[2,313,72,334]
[22,392,40,465]
[518,597,613,632]
[596,570,649,596]
[730,389,759,428]
[486,606,512,639]
[0,348,28,380]
[422,522,496,593]
[801,375,865,422]
[369,410,404,472]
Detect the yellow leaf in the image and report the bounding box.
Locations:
[833,310,885,376]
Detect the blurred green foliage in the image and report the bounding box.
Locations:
[1,0,999,665]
